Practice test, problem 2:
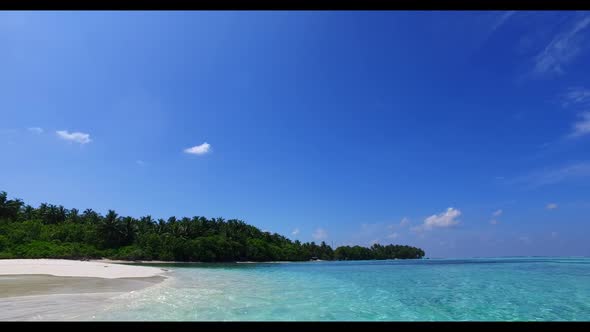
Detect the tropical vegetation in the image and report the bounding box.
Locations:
[0,191,425,261]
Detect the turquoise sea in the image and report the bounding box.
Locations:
[94,257,590,321]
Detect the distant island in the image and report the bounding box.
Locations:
[0,191,425,262]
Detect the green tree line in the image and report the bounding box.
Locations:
[0,191,425,261]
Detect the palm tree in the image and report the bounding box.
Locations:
[98,210,123,248]
[119,216,137,245]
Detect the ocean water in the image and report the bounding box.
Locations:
[92,257,590,321]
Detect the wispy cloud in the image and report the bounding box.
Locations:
[546,203,558,210]
[519,235,533,245]
[533,15,590,75]
[490,209,502,225]
[312,228,328,241]
[386,232,399,240]
[491,11,516,32]
[291,228,300,236]
[562,87,590,107]
[56,130,92,144]
[559,88,590,139]
[514,162,590,188]
[184,142,211,155]
[569,112,590,138]
[27,127,43,134]
[387,217,410,230]
[399,217,410,227]
[412,207,461,232]
[136,160,146,166]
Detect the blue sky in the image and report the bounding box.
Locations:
[1,11,590,258]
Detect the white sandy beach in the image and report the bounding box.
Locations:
[0,259,168,279]
[0,259,171,320]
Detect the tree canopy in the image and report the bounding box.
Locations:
[0,191,425,261]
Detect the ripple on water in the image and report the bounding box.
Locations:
[92,258,590,321]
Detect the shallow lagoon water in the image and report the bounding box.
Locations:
[92,257,590,321]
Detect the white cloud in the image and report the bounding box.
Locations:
[388,217,410,231]
[56,130,91,144]
[291,228,300,236]
[569,112,590,138]
[490,11,515,32]
[492,209,503,217]
[551,231,558,238]
[412,207,461,232]
[519,236,532,245]
[387,232,399,239]
[560,88,590,140]
[562,87,590,107]
[312,228,327,241]
[515,162,590,188]
[136,160,145,166]
[490,219,499,225]
[534,15,590,75]
[27,127,43,134]
[184,142,211,155]
[546,203,558,210]
[399,217,410,227]
[426,208,461,230]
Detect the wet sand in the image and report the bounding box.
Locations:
[0,260,170,321]
[0,274,165,298]
[0,275,167,321]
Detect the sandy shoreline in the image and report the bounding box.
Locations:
[0,259,169,279]
[93,259,197,264]
[0,259,171,320]
[0,275,167,320]
[0,274,166,298]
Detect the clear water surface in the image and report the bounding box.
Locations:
[92,257,590,321]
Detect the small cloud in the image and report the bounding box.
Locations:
[519,236,532,245]
[514,162,590,188]
[184,142,211,155]
[551,231,558,238]
[413,207,461,232]
[312,228,327,241]
[56,130,91,144]
[495,176,505,180]
[533,15,590,75]
[399,217,410,227]
[490,11,515,32]
[27,127,43,134]
[562,87,590,107]
[492,209,503,217]
[569,112,590,138]
[388,218,409,230]
[546,203,558,210]
[136,160,145,166]
[490,219,499,225]
[386,232,399,239]
[291,228,300,236]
